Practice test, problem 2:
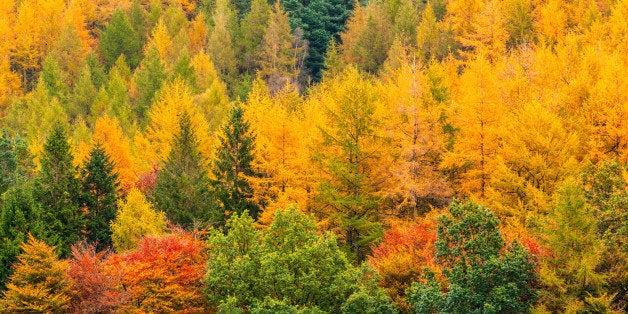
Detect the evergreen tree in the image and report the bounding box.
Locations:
[70,65,98,120]
[133,46,166,123]
[407,200,538,313]
[153,112,214,229]
[98,9,142,69]
[35,125,83,257]
[0,182,45,290]
[0,234,72,312]
[212,104,259,221]
[0,130,17,196]
[80,144,120,251]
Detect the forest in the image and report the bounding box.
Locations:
[0,0,626,312]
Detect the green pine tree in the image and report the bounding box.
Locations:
[98,9,143,69]
[34,125,83,257]
[80,144,120,251]
[0,181,46,290]
[153,112,215,229]
[133,46,166,124]
[0,130,17,196]
[212,104,259,221]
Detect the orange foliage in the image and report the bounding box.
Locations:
[106,231,208,312]
[369,216,440,311]
[68,242,125,312]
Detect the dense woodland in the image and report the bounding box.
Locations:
[0,0,626,312]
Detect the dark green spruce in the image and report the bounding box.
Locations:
[34,125,84,257]
[153,112,215,230]
[80,144,120,251]
[212,104,259,222]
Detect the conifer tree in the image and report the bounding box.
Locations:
[212,104,259,221]
[35,125,83,257]
[98,9,142,69]
[0,130,17,195]
[153,112,214,229]
[0,183,45,290]
[133,46,166,123]
[81,144,120,251]
[0,234,72,312]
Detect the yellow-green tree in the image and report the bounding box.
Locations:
[110,188,167,253]
[311,66,391,262]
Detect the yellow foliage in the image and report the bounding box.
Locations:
[137,79,213,170]
[111,188,167,252]
[93,115,138,191]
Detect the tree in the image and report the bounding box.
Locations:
[381,60,453,217]
[0,130,17,195]
[583,162,628,309]
[407,200,538,313]
[258,1,303,94]
[208,0,238,84]
[239,0,271,72]
[98,9,142,69]
[212,104,259,221]
[0,182,45,290]
[152,112,215,229]
[340,2,392,74]
[92,115,138,192]
[81,144,120,251]
[111,189,167,253]
[538,181,606,312]
[108,231,208,312]
[136,79,212,169]
[312,66,390,262]
[369,218,439,312]
[416,2,456,62]
[35,125,83,257]
[67,242,124,313]
[0,234,72,312]
[204,207,395,312]
[133,46,167,124]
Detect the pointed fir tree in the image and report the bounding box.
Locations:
[0,182,46,290]
[212,104,259,221]
[133,46,166,124]
[34,125,83,257]
[98,9,143,69]
[0,130,17,196]
[153,111,215,230]
[80,144,120,251]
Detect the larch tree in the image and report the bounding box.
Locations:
[80,144,120,251]
[212,103,259,221]
[244,79,310,224]
[110,188,167,253]
[539,181,606,312]
[312,66,391,262]
[133,45,167,124]
[208,0,238,85]
[0,234,72,312]
[238,0,271,73]
[382,59,453,218]
[152,111,215,230]
[257,1,303,94]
